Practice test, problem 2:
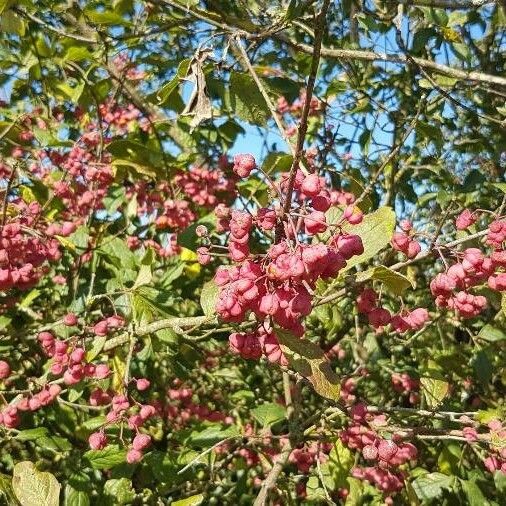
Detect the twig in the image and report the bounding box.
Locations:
[253,443,292,506]
[277,35,506,89]
[1,165,16,227]
[282,0,331,219]
[123,330,136,386]
[178,436,237,474]
[103,316,215,351]
[394,7,505,128]
[233,38,295,155]
[355,95,426,207]
[13,8,97,43]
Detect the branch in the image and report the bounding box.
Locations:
[13,8,97,43]
[390,0,496,7]
[253,444,292,506]
[276,35,506,89]
[156,0,506,89]
[233,38,295,154]
[281,0,331,216]
[103,316,214,351]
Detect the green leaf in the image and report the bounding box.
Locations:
[228,72,270,126]
[459,479,489,506]
[15,427,49,441]
[251,402,286,427]
[35,436,72,452]
[172,494,205,506]
[187,424,239,448]
[0,471,20,505]
[473,350,492,386]
[262,152,293,175]
[107,140,164,177]
[420,373,449,409]
[0,10,25,35]
[492,183,506,194]
[177,213,216,251]
[317,440,354,491]
[81,416,107,431]
[200,280,219,317]
[476,409,503,424]
[438,443,461,475]
[478,324,506,342]
[103,479,135,504]
[133,248,154,289]
[63,47,93,62]
[412,27,436,53]
[326,79,348,97]
[85,335,107,362]
[64,480,90,506]
[275,328,340,401]
[0,0,12,15]
[12,461,60,506]
[18,288,41,308]
[411,473,454,501]
[111,158,163,179]
[84,446,127,470]
[341,206,396,272]
[84,9,127,25]
[156,59,191,105]
[355,265,414,295]
[494,470,506,494]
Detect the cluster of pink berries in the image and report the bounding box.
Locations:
[127,235,180,258]
[341,404,417,495]
[97,99,149,135]
[456,209,477,230]
[482,419,506,475]
[206,155,369,360]
[112,54,147,81]
[391,220,421,259]
[0,212,61,292]
[277,89,324,119]
[89,394,157,464]
[92,314,125,336]
[391,373,420,404]
[174,165,236,208]
[430,247,494,318]
[356,288,429,332]
[166,384,234,427]
[155,200,195,230]
[0,359,63,429]
[37,331,110,384]
[0,384,62,429]
[127,181,196,232]
[288,442,332,473]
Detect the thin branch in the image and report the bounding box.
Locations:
[390,0,495,7]
[103,316,215,351]
[281,0,331,218]
[13,8,97,43]
[355,95,426,207]
[233,38,295,154]
[154,0,506,89]
[276,35,506,89]
[394,9,505,127]
[253,451,292,503]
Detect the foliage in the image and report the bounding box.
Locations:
[0,0,505,504]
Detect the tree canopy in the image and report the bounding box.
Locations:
[0,0,506,504]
